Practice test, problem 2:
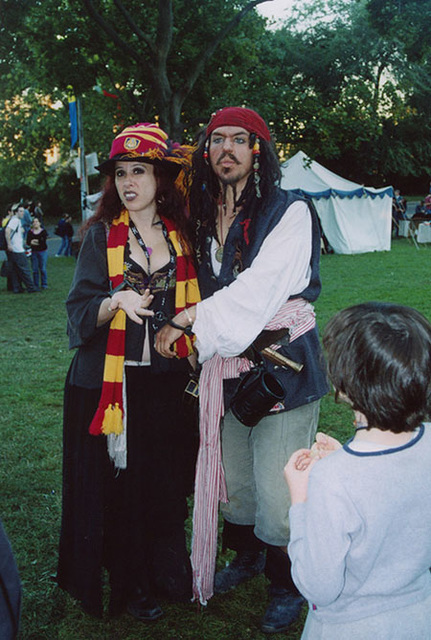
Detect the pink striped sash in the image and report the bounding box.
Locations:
[191,297,316,604]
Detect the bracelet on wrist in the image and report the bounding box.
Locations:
[167,317,194,337]
[183,307,194,325]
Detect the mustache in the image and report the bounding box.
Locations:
[216,152,240,165]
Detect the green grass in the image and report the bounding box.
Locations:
[1,238,430,639]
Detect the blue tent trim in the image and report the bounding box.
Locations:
[289,186,393,200]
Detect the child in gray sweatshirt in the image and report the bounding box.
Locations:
[285,302,431,640]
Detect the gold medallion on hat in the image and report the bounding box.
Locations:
[124,137,140,150]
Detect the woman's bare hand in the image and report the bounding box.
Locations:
[109,288,154,325]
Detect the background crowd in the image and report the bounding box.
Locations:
[1,202,75,293]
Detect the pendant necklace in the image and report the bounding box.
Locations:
[129,218,176,332]
[129,218,153,274]
[215,245,224,263]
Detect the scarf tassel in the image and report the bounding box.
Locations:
[89,402,124,436]
[101,402,123,435]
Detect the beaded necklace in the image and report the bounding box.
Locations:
[129,218,176,331]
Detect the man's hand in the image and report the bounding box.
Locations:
[155,307,196,358]
[155,322,185,358]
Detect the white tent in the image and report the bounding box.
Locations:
[280,150,393,254]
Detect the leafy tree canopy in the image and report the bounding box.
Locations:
[1,0,431,209]
[1,0,271,137]
[366,0,431,61]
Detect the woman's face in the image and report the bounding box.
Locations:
[114,161,157,215]
[32,218,41,230]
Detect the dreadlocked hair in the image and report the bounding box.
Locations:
[80,164,193,251]
[189,134,282,265]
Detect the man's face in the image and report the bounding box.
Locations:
[17,207,25,218]
[209,126,253,192]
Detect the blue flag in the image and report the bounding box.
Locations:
[68,95,78,149]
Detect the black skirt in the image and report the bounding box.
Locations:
[57,365,196,616]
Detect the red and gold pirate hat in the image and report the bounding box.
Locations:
[97,122,192,179]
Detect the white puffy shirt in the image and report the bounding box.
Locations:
[193,200,312,362]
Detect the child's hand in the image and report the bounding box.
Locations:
[284,449,317,504]
[310,432,342,460]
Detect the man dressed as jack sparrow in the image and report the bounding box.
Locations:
[156,107,328,634]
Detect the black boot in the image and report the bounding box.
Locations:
[214,522,265,594]
[261,545,304,634]
[214,550,266,594]
[127,586,164,622]
[123,568,164,622]
[151,529,192,603]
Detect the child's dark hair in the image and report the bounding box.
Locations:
[323,302,431,433]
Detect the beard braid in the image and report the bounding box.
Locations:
[221,183,238,214]
[232,184,238,215]
[222,183,227,207]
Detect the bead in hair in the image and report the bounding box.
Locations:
[252,136,261,198]
[203,138,210,165]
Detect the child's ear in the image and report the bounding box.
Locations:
[335,389,353,406]
[354,411,368,428]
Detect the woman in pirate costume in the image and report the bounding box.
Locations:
[57,123,200,621]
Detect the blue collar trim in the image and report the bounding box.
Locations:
[343,424,425,457]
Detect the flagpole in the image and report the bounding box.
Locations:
[77,97,89,222]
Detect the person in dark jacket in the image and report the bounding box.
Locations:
[57,123,200,621]
[0,519,21,640]
[27,217,48,289]
[55,215,74,257]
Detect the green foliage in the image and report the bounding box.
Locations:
[257,1,430,183]
[0,0,270,136]
[1,238,430,638]
[2,0,431,204]
[366,0,431,61]
[0,0,273,210]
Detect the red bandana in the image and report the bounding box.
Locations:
[206,107,271,141]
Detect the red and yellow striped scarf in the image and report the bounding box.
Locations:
[89,208,200,436]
